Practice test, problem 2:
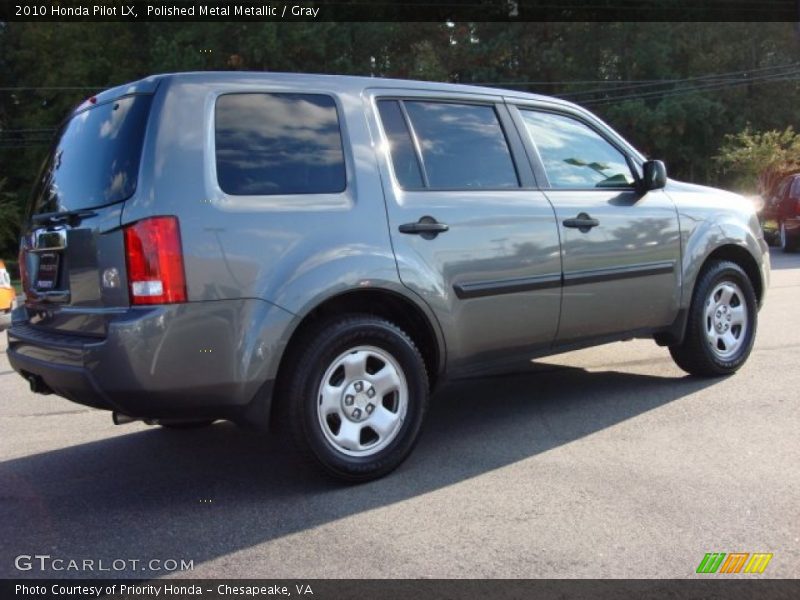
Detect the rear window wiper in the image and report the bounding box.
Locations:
[32,209,99,228]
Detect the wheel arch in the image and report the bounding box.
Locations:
[701,244,764,307]
[658,241,765,347]
[269,286,445,427]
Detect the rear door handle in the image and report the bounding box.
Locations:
[563,213,599,233]
[399,216,449,238]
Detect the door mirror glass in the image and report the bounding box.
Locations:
[641,160,667,192]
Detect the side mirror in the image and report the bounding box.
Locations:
[639,160,667,193]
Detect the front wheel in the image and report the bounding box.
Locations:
[669,260,757,377]
[279,315,429,482]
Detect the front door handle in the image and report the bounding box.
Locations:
[399,216,449,239]
[563,212,599,233]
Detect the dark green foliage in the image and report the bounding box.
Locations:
[1,22,799,259]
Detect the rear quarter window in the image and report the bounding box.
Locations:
[214,93,347,196]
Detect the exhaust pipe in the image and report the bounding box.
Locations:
[27,374,53,395]
[112,411,138,425]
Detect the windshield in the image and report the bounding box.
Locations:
[29,94,152,216]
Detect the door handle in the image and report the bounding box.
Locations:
[563,213,599,233]
[399,216,449,239]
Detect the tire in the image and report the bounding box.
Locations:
[278,314,429,482]
[780,221,798,253]
[763,229,779,248]
[159,420,217,429]
[669,260,757,377]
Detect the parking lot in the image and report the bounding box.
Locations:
[1,251,798,579]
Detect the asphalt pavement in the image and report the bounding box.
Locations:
[1,252,798,579]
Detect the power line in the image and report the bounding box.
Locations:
[476,62,800,91]
[0,86,105,91]
[3,61,799,95]
[581,68,800,106]
[0,128,56,133]
[560,62,800,99]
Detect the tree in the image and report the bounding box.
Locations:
[715,126,800,195]
[0,178,21,254]
[2,21,800,260]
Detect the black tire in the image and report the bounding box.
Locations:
[669,260,757,377]
[278,314,429,482]
[764,230,780,248]
[780,221,798,253]
[159,420,217,429]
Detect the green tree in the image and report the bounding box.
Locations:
[715,126,800,195]
[0,178,21,254]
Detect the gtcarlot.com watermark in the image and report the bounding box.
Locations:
[14,554,194,573]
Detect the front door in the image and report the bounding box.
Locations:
[512,107,681,343]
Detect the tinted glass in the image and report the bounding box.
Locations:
[215,93,346,195]
[377,100,424,189]
[790,177,800,198]
[520,110,635,189]
[404,101,519,189]
[30,95,152,214]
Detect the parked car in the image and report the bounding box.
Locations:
[761,173,800,252]
[0,260,16,331]
[7,73,769,481]
[0,260,16,312]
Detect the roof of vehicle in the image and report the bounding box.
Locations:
[75,71,644,163]
[81,71,582,113]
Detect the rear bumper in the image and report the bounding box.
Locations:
[6,298,294,421]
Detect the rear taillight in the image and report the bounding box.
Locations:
[123,216,187,305]
[796,199,800,215]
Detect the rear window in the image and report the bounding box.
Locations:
[401,101,519,190]
[30,95,152,215]
[215,93,346,196]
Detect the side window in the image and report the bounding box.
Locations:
[377,100,425,189]
[377,100,519,190]
[790,177,800,198]
[519,110,635,189]
[775,179,789,200]
[215,93,346,195]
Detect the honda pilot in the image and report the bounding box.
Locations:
[7,72,770,481]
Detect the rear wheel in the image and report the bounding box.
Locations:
[669,260,757,376]
[279,315,429,482]
[780,221,798,252]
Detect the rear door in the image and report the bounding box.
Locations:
[509,104,681,343]
[366,89,562,373]
[18,91,154,336]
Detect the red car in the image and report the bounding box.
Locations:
[762,174,800,252]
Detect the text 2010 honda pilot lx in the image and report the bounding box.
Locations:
[7,72,769,481]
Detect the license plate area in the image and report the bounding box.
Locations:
[36,252,61,290]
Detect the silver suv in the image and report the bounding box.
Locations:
[7,72,769,481]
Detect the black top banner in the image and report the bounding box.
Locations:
[1,0,799,22]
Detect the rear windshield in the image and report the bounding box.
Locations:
[29,94,152,215]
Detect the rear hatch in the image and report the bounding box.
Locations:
[18,87,154,337]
